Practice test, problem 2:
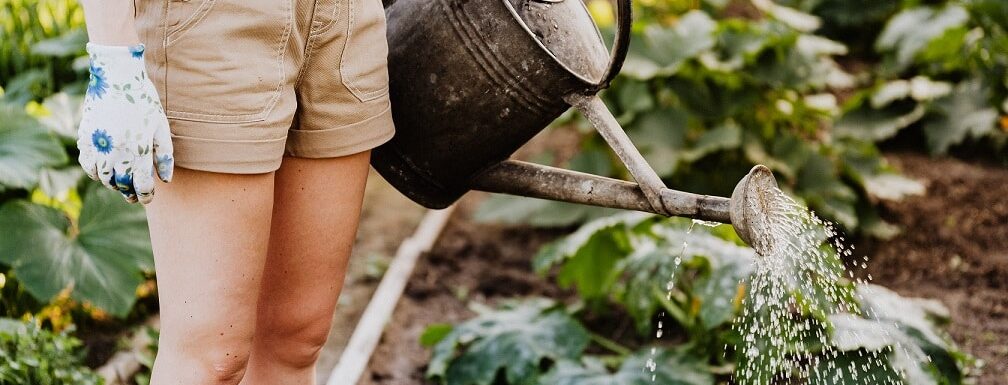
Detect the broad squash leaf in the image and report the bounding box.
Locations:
[539,347,714,385]
[426,299,589,385]
[876,5,969,71]
[0,182,152,317]
[36,92,83,140]
[0,103,67,192]
[922,79,999,154]
[809,348,902,385]
[834,100,926,142]
[622,11,716,79]
[826,284,964,385]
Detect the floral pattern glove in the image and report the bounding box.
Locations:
[77,43,174,204]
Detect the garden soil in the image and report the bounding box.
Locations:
[358,153,1007,385]
[857,152,1008,384]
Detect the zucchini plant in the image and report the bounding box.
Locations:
[423,214,968,385]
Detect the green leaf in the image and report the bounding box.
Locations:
[473,195,611,228]
[0,317,102,384]
[37,166,84,202]
[829,314,938,385]
[426,299,589,385]
[421,323,454,348]
[30,28,87,57]
[835,101,926,142]
[875,5,969,71]
[622,11,716,79]
[922,79,1000,154]
[0,103,68,192]
[36,92,83,140]
[628,107,688,176]
[861,173,925,202]
[825,284,964,385]
[796,153,858,229]
[0,183,153,316]
[532,213,654,299]
[681,121,742,163]
[539,347,714,385]
[809,348,902,385]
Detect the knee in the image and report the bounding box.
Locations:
[204,349,252,384]
[256,312,334,368]
[157,329,254,385]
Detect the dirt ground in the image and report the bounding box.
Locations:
[360,197,569,385]
[359,152,1007,385]
[857,152,1008,384]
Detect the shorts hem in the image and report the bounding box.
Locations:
[171,133,287,174]
[285,105,395,158]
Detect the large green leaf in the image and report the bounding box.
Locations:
[834,101,926,142]
[876,5,969,71]
[809,348,902,385]
[538,347,714,385]
[36,92,82,140]
[0,183,152,316]
[533,213,653,299]
[426,299,589,385]
[0,103,68,192]
[622,11,716,79]
[30,28,87,57]
[922,79,1000,154]
[826,284,964,385]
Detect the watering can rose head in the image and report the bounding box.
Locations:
[730,165,781,256]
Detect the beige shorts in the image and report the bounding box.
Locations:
[135,0,395,173]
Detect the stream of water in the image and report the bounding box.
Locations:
[650,187,915,384]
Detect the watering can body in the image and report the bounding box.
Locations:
[372,0,625,209]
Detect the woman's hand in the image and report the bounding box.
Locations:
[77,43,174,204]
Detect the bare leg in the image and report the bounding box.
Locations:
[241,152,372,385]
[145,167,275,385]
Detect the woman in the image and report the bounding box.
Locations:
[76,1,394,383]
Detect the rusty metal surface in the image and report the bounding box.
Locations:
[371,0,631,209]
[565,93,672,216]
[730,165,779,254]
[471,160,733,223]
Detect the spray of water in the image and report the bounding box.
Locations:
[731,187,906,385]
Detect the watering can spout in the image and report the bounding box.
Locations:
[470,162,780,252]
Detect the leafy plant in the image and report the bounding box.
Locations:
[477,2,920,237]
[425,299,589,385]
[423,214,968,385]
[0,92,154,318]
[1,0,88,104]
[829,1,1008,156]
[0,317,102,385]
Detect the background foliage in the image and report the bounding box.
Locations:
[0,0,152,326]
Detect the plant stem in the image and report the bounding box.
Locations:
[589,331,633,356]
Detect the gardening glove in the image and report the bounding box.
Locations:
[77,43,174,204]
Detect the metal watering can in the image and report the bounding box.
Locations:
[371,0,779,251]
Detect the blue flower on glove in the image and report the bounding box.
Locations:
[129,44,145,59]
[113,172,136,197]
[91,129,114,154]
[156,153,174,180]
[87,64,109,99]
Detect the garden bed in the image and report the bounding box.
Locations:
[358,152,1008,385]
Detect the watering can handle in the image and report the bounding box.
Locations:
[595,0,633,90]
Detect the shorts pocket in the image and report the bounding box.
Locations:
[340,0,390,102]
[163,0,293,123]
